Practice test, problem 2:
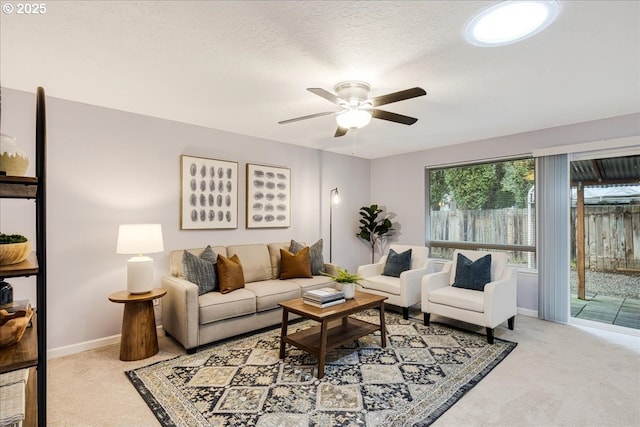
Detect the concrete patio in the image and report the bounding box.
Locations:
[571,293,640,330]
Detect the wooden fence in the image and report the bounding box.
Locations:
[571,205,640,271]
[432,205,640,271]
[430,208,535,265]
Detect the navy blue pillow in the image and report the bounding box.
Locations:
[382,248,412,278]
[452,253,492,291]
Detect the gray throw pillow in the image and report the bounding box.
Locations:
[382,248,412,277]
[290,239,325,275]
[452,253,492,291]
[182,245,218,295]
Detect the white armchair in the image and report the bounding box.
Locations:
[357,244,432,319]
[421,249,517,344]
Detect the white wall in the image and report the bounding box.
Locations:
[0,88,371,352]
[2,86,637,352]
[370,113,640,312]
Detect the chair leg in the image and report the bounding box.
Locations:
[187,347,198,355]
[486,328,495,344]
[508,316,515,330]
[402,307,409,320]
[423,312,430,326]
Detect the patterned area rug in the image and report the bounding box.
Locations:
[127,310,516,426]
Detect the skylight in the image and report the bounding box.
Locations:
[465,1,560,47]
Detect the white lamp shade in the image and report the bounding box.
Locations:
[116,224,164,255]
[336,109,372,129]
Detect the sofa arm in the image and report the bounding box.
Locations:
[398,266,432,307]
[357,262,384,278]
[323,263,340,277]
[483,267,518,328]
[161,275,200,351]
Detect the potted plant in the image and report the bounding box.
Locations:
[356,204,394,263]
[323,267,362,299]
[0,233,31,265]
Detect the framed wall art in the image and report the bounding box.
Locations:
[246,163,291,228]
[180,155,238,229]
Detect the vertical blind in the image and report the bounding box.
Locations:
[536,154,570,322]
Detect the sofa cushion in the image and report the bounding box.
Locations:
[453,253,492,291]
[280,247,313,279]
[182,246,218,295]
[244,280,301,312]
[198,288,256,324]
[226,244,271,283]
[359,275,401,296]
[382,248,412,277]
[217,254,245,294]
[428,286,485,313]
[287,275,337,292]
[267,242,290,279]
[290,239,325,275]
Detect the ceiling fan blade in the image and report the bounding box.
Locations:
[278,111,335,124]
[370,87,426,107]
[334,127,349,137]
[307,88,344,105]
[371,109,418,125]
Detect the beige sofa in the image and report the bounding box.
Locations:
[161,242,337,352]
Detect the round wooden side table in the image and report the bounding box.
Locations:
[108,288,167,361]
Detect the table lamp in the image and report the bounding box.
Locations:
[116,224,164,294]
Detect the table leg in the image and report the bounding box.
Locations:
[318,319,329,379]
[379,302,387,348]
[120,300,158,361]
[279,308,289,359]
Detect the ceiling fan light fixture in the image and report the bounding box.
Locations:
[465,1,559,47]
[336,109,372,129]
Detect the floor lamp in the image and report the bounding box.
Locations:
[329,187,340,263]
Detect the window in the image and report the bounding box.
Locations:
[426,157,536,268]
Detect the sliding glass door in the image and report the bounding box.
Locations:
[569,154,640,331]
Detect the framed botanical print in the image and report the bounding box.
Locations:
[246,163,291,228]
[180,155,238,229]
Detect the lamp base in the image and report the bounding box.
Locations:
[127,256,154,294]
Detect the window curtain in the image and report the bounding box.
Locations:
[536,154,570,322]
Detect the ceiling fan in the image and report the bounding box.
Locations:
[278,81,427,137]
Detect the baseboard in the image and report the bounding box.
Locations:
[517,307,538,318]
[48,325,164,359]
[49,308,539,359]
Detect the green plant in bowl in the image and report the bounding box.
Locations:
[0,234,28,244]
[0,233,30,265]
[323,267,362,283]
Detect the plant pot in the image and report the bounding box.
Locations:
[0,134,29,176]
[0,241,31,265]
[341,282,355,299]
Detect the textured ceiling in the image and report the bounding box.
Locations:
[1,1,639,159]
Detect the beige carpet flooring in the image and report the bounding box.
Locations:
[47,314,640,426]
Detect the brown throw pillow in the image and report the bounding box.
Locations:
[280,247,313,279]
[216,254,245,294]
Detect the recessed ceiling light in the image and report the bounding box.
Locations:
[465,1,560,47]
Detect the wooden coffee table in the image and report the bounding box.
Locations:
[278,290,387,378]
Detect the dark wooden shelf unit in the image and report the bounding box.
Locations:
[0,86,47,426]
[0,176,38,199]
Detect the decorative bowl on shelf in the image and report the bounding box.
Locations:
[0,240,31,265]
[0,306,33,347]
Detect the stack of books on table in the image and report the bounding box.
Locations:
[303,288,345,308]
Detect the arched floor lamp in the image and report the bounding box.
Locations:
[329,187,340,263]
